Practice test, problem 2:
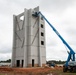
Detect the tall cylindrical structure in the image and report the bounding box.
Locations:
[11,6,46,67]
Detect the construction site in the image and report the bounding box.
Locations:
[0,6,76,75]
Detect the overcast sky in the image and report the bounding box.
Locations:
[0,0,76,61]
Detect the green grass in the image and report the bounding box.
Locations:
[49,70,76,75]
[0,74,6,75]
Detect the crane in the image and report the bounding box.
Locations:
[32,11,76,72]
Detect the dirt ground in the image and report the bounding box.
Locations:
[0,66,62,75]
[0,66,76,75]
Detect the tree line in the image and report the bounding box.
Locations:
[46,60,66,64]
[0,59,11,63]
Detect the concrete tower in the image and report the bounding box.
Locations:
[11,7,46,67]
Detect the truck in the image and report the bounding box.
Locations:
[32,11,76,72]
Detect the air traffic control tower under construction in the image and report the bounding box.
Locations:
[11,7,46,68]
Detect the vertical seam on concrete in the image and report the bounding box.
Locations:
[16,16,20,30]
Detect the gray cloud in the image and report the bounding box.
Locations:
[0,0,76,61]
[0,46,12,54]
[66,28,76,36]
[40,0,76,13]
[47,41,57,47]
[46,46,68,61]
[64,28,76,46]
[0,53,11,61]
[46,37,57,46]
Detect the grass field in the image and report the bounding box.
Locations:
[49,70,76,75]
[0,67,76,75]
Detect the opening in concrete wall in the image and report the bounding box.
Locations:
[41,41,44,45]
[41,32,44,36]
[20,16,24,21]
[32,59,34,67]
[16,60,20,67]
[22,60,24,67]
[41,24,43,28]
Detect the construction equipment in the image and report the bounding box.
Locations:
[32,11,76,72]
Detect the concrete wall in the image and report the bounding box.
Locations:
[11,6,46,68]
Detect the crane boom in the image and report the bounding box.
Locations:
[32,11,75,66]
